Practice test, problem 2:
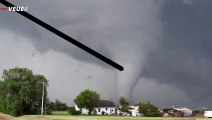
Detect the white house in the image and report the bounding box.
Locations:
[94,100,117,115]
[129,106,142,117]
[204,111,212,118]
[75,100,117,115]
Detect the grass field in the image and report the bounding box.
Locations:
[12,115,212,120]
[1,111,211,120]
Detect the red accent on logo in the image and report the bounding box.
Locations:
[0,7,8,10]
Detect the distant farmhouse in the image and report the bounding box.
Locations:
[163,107,192,117]
[75,100,117,115]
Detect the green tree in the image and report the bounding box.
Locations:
[74,89,100,115]
[119,96,130,113]
[54,99,68,111]
[0,67,49,116]
[47,101,55,112]
[138,101,160,117]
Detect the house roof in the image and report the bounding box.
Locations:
[173,107,192,112]
[95,100,116,107]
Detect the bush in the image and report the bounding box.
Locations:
[68,107,81,115]
[138,101,161,117]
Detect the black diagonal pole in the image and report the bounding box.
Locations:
[0,0,124,71]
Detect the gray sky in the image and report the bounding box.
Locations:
[0,0,212,109]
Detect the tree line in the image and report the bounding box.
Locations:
[73,89,161,117]
[0,67,160,117]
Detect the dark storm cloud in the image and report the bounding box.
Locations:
[1,0,115,67]
[142,0,212,108]
[0,11,41,40]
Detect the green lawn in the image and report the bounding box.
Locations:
[12,115,211,120]
[1,112,211,120]
[51,111,69,115]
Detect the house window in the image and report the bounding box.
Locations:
[106,108,108,111]
[98,108,100,112]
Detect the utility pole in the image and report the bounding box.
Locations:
[41,81,45,115]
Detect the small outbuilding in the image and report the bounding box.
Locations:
[129,106,142,117]
[163,107,192,117]
[163,108,183,117]
[204,111,212,118]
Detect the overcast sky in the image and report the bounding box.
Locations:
[0,0,212,109]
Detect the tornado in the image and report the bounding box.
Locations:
[42,0,163,102]
[108,0,163,102]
